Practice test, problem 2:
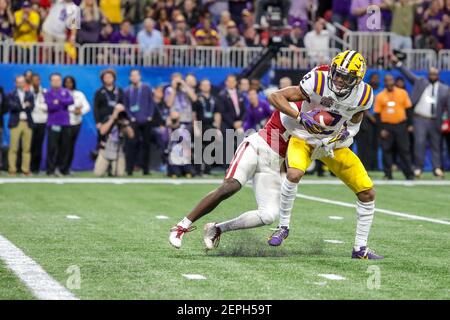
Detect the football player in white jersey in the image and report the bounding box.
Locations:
[267,50,384,259]
[168,101,301,250]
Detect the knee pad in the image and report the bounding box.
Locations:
[258,209,278,225]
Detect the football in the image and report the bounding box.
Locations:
[313,110,335,127]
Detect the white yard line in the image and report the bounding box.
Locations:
[0,234,78,300]
[297,193,450,226]
[0,177,450,186]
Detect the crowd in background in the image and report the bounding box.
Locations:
[0,0,449,54]
[0,59,449,179]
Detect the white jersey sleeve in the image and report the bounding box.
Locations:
[299,70,327,101]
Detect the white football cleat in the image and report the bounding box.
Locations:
[169,225,196,249]
[203,223,221,250]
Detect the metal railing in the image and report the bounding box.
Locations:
[274,48,340,69]
[81,44,264,68]
[0,40,448,70]
[438,50,450,70]
[2,40,80,65]
[343,31,440,70]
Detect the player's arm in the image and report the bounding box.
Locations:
[267,86,307,120]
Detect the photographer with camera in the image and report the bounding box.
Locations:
[164,72,197,131]
[94,104,134,177]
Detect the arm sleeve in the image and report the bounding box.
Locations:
[298,71,317,102]
[397,64,419,84]
[79,92,91,115]
[373,94,382,114]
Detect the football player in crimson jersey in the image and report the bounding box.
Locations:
[169,99,301,249]
[267,50,383,259]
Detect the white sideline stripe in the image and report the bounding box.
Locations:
[324,239,344,244]
[328,216,344,220]
[297,194,450,226]
[318,274,346,281]
[182,274,207,280]
[66,215,80,220]
[0,177,450,186]
[0,234,78,300]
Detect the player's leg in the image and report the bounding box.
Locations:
[322,148,383,259]
[204,170,282,249]
[169,139,256,248]
[268,137,313,246]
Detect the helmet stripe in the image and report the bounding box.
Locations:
[342,50,357,69]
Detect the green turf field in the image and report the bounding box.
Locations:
[0,176,449,299]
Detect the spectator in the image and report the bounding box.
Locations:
[386,0,421,50]
[30,74,48,174]
[151,84,170,170]
[220,20,245,47]
[239,77,250,107]
[77,0,104,44]
[137,18,164,54]
[99,22,114,43]
[283,21,304,49]
[194,13,220,46]
[99,0,122,29]
[279,76,292,89]
[304,18,336,65]
[154,8,173,41]
[243,88,272,132]
[120,0,152,31]
[422,0,444,37]
[243,26,261,46]
[13,1,40,44]
[185,73,198,93]
[23,70,33,91]
[0,0,14,40]
[395,76,406,89]
[332,0,352,26]
[170,14,196,45]
[94,104,134,177]
[182,0,200,29]
[0,85,6,170]
[124,69,155,176]
[415,22,440,51]
[228,0,250,26]
[193,79,223,175]
[42,0,77,44]
[44,73,74,176]
[374,74,415,180]
[111,19,136,44]
[288,0,317,27]
[63,76,90,173]
[164,72,197,129]
[166,111,193,178]
[437,13,450,49]
[355,72,380,171]
[203,0,229,24]
[238,9,254,34]
[219,74,246,162]
[217,10,231,39]
[7,75,34,176]
[394,57,450,178]
[94,69,124,127]
[351,0,384,31]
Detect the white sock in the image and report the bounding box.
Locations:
[354,200,375,251]
[216,210,264,233]
[278,178,298,228]
[178,217,192,229]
